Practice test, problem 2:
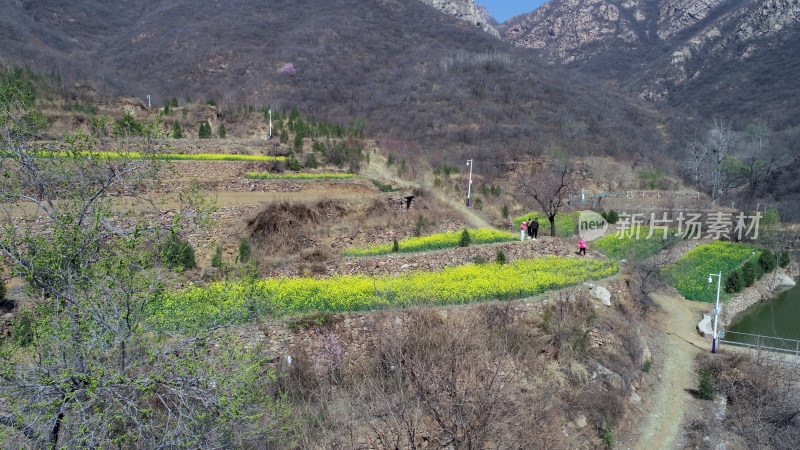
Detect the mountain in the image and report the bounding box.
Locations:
[499,0,800,131]
[420,0,499,36]
[0,0,676,174]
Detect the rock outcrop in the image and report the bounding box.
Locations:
[419,0,500,36]
[499,0,800,103]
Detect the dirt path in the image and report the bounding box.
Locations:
[631,292,710,449]
[360,154,493,230]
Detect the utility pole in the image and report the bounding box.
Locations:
[708,272,722,353]
[466,159,473,207]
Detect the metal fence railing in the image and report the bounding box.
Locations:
[719,330,800,357]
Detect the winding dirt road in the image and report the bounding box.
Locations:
[631,292,710,449]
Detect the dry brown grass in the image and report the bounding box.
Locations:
[692,352,800,449]
[270,291,648,448]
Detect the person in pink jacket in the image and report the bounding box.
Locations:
[579,238,587,256]
[520,220,527,241]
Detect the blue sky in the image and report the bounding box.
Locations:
[478,1,548,23]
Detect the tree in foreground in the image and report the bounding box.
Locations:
[0,80,296,447]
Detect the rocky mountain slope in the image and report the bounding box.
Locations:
[499,0,800,129]
[419,0,499,35]
[0,0,676,174]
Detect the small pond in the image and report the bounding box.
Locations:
[726,282,800,351]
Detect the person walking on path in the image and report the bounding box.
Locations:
[578,238,587,256]
[520,220,527,242]
[531,217,539,240]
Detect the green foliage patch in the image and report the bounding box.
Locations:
[343,229,516,257]
[513,212,579,238]
[153,257,619,332]
[161,233,197,272]
[663,241,760,302]
[593,226,675,260]
[42,150,285,162]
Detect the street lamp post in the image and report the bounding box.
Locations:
[708,272,722,353]
[466,159,473,207]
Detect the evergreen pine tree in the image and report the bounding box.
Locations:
[218,122,227,138]
[199,121,212,139]
[171,121,182,139]
[294,129,304,152]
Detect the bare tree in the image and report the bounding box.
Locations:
[741,121,784,200]
[0,79,294,447]
[516,153,575,237]
[698,118,738,205]
[684,135,710,192]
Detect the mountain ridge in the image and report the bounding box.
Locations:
[498,0,800,130]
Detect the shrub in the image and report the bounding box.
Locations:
[392,237,399,253]
[112,112,145,136]
[758,248,776,272]
[778,250,790,268]
[13,310,35,347]
[724,269,744,293]
[458,229,471,247]
[280,128,289,144]
[161,233,197,272]
[414,215,427,237]
[697,368,716,400]
[0,278,5,302]
[495,250,506,265]
[741,260,758,287]
[218,122,227,138]
[287,311,341,330]
[638,170,664,189]
[211,245,223,268]
[304,152,319,169]
[171,121,182,138]
[238,238,252,264]
[171,97,178,107]
[599,414,615,448]
[287,156,301,171]
[371,180,394,192]
[605,210,619,224]
[502,204,509,218]
[294,130,304,152]
[474,197,483,209]
[643,359,652,373]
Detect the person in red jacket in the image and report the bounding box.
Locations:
[578,238,587,256]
